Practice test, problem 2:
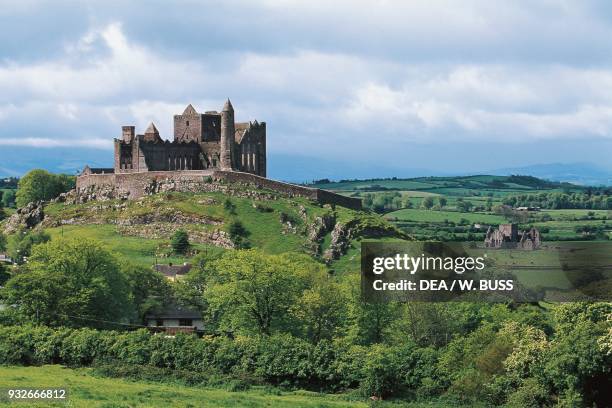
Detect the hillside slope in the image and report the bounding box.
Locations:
[3,186,405,273]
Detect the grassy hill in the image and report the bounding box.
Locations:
[2,174,609,268]
[20,188,403,275]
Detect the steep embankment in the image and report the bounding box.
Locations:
[2,184,406,273]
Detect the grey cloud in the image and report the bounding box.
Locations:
[0,1,612,176]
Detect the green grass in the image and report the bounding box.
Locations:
[385,208,506,224]
[537,209,609,219]
[45,224,198,267]
[0,365,374,407]
[35,191,388,268]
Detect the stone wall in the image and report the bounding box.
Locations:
[77,170,215,199]
[213,171,361,210]
[76,170,361,210]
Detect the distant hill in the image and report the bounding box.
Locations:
[308,174,588,192]
[489,162,612,186]
[1,146,609,187]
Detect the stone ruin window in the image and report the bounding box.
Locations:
[186,120,190,126]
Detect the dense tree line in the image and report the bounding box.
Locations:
[0,237,610,404]
[503,192,612,210]
[0,177,18,189]
[0,302,608,405]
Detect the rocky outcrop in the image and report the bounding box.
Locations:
[116,210,222,226]
[323,219,409,261]
[305,212,336,255]
[323,222,353,261]
[2,201,45,234]
[117,224,234,249]
[308,213,336,242]
[60,185,129,204]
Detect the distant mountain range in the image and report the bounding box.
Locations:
[0,147,610,186]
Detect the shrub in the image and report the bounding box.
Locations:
[505,378,550,408]
[223,199,236,214]
[227,220,250,249]
[59,328,109,366]
[171,230,190,254]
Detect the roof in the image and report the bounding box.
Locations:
[222,98,234,112]
[183,104,198,115]
[154,263,192,277]
[145,122,160,135]
[145,304,201,320]
[235,122,250,143]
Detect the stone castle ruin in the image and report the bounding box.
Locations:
[77,101,361,210]
[110,100,266,176]
[484,223,541,250]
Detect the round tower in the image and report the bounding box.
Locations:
[220,98,235,170]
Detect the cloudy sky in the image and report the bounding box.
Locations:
[1,0,611,181]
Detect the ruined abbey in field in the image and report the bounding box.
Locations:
[77,101,361,209]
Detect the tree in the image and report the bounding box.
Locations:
[171,229,190,254]
[438,197,448,208]
[174,248,225,304]
[228,220,250,248]
[15,170,75,208]
[1,238,132,327]
[122,262,173,322]
[344,274,400,345]
[422,196,435,210]
[0,232,6,252]
[0,262,10,286]
[2,189,16,208]
[291,278,348,343]
[205,250,315,335]
[456,200,474,212]
[7,229,50,264]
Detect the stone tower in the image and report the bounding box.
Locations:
[220,99,235,170]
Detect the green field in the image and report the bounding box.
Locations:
[386,208,506,224]
[0,365,377,408]
[309,175,580,195]
[308,176,610,242]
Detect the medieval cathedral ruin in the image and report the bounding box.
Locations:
[77,100,361,210]
[484,223,541,250]
[112,100,265,176]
